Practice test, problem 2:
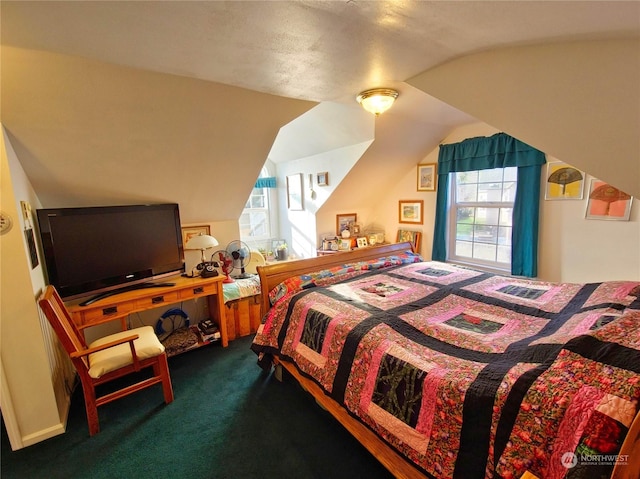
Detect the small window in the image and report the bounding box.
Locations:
[239,167,273,242]
[448,167,517,270]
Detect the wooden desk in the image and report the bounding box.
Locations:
[66,275,228,347]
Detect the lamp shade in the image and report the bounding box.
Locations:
[185,234,219,250]
[356,88,399,116]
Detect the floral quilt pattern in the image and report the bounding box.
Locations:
[251,261,640,479]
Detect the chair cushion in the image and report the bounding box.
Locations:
[88,326,165,379]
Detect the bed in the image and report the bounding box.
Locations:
[251,242,640,479]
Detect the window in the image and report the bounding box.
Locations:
[239,167,274,243]
[239,186,270,239]
[448,167,517,270]
[433,133,545,277]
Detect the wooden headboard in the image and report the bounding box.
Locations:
[256,242,414,316]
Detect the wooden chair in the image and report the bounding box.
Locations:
[38,285,174,436]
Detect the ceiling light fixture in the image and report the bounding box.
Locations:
[356,88,399,116]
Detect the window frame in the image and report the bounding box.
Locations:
[447,167,517,273]
[239,167,275,243]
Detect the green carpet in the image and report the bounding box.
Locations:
[1,336,393,478]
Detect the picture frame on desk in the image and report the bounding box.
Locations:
[336,213,357,236]
[356,237,368,248]
[338,238,351,251]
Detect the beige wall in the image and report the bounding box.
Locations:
[373,121,640,282]
[1,126,65,449]
[408,39,640,200]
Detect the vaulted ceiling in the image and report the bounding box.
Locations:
[2,1,639,222]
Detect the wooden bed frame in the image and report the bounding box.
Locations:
[256,242,640,479]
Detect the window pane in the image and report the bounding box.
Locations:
[474,225,497,244]
[478,168,503,183]
[502,182,517,201]
[478,182,503,201]
[497,245,511,263]
[455,241,473,258]
[250,195,265,208]
[499,208,513,226]
[476,207,499,225]
[473,242,496,261]
[456,222,473,241]
[457,184,478,202]
[503,167,518,181]
[456,207,475,224]
[456,171,478,184]
[497,226,512,245]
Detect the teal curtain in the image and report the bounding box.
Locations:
[432,133,546,277]
[254,177,276,188]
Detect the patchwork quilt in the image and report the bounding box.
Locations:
[251,260,640,479]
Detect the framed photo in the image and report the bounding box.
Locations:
[545,161,585,200]
[417,163,437,191]
[25,228,39,269]
[336,213,357,235]
[317,171,328,186]
[399,200,424,225]
[338,238,351,251]
[182,225,210,245]
[356,237,368,248]
[287,173,303,210]
[585,179,633,221]
[396,229,422,252]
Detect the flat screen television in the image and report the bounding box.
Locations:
[37,203,185,304]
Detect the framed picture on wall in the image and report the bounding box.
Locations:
[417,163,437,191]
[399,200,424,225]
[181,225,211,246]
[317,172,328,186]
[585,179,633,221]
[545,161,585,200]
[286,173,303,210]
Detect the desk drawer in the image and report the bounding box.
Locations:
[136,291,179,309]
[77,301,136,325]
[179,282,218,299]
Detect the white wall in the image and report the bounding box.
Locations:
[275,142,368,258]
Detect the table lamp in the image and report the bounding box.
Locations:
[185,234,219,275]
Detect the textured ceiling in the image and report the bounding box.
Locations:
[3,1,639,107]
[1,1,639,224]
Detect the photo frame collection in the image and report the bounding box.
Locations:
[544,161,633,221]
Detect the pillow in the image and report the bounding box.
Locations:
[268,251,423,305]
[88,326,165,379]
